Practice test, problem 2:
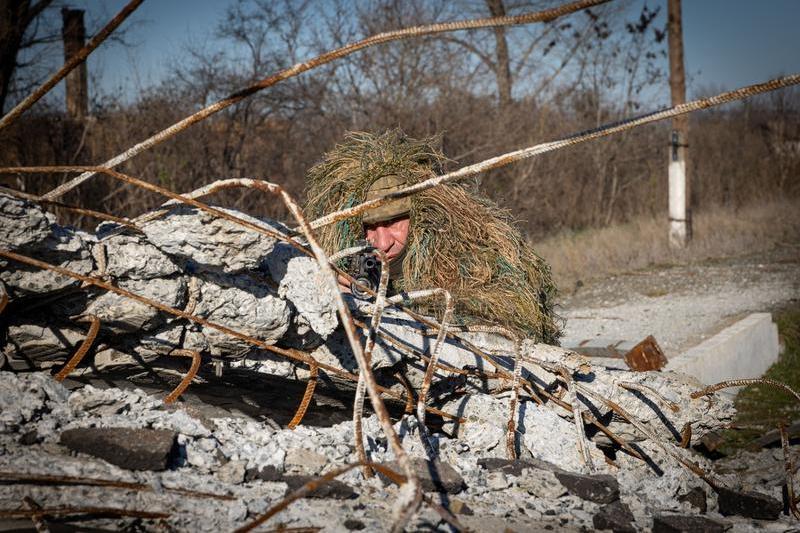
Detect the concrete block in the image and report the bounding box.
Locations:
[669,313,779,386]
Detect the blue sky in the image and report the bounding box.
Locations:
[58,0,800,103]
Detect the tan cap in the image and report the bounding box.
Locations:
[361,175,411,225]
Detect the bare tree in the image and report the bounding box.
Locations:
[0,0,55,114]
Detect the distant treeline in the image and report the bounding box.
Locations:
[1,0,797,239]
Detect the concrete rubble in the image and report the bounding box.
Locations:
[0,193,796,531]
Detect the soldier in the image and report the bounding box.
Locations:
[304,130,561,344]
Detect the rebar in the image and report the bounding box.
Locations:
[41,0,609,201]
[0,471,235,501]
[781,424,800,519]
[287,361,319,429]
[163,349,202,404]
[0,186,137,229]
[22,496,49,533]
[388,289,453,458]
[0,282,7,316]
[0,506,170,520]
[576,382,721,487]
[0,249,458,423]
[691,378,800,406]
[330,245,390,477]
[0,0,144,130]
[235,461,463,533]
[557,366,595,472]
[311,73,800,230]
[619,381,681,413]
[54,315,100,382]
[262,183,421,531]
[461,324,523,459]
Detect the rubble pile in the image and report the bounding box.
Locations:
[0,193,795,531]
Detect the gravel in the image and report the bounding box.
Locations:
[560,248,800,355]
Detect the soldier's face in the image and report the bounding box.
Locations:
[365,216,410,262]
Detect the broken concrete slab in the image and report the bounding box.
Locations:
[592,501,636,532]
[380,458,465,494]
[716,486,782,520]
[59,427,177,471]
[554,471,620,504]
[652,514,728,533]
[283,475,358,499]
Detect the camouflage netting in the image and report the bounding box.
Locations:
[304,130,561,343]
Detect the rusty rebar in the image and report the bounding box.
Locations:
[0,506,170,520]
[54,315,100,381]
[2,168,298,252]
[42,0,609,200]
[619,381,681,413]
[329,245,390,476]
[235,460,463,533]
[576,382,721,487]
[0,471,235,501]
[163,349,202,404]
[0,282,7,316]
[0,0,144,130]
[256,182,421,530]
[0,248,458,422]
[691,378,800,406]
[0,186,137,229]
[311,74,800,230]
[557,366,595,472]
[462,324,523,460]
[781,423,800,519]
[22,496,48,533]
[388,289,453,458]
[287,361,319,429]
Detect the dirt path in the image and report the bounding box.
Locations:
[559,245,800,356]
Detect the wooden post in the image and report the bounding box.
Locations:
[667,0,691,248]
[61,8,88,121]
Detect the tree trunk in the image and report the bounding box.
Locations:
[485,0,513,109]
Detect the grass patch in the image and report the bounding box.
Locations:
[719,303,800,452]
[534,199,800,289]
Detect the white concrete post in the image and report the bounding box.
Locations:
[669,130,690,248]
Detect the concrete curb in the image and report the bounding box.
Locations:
[669,313,780,386]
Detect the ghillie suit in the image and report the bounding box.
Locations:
[304,130,561,344]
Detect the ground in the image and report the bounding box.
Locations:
[560,244,800,356]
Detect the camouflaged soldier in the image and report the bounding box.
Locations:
[304,130,561,344]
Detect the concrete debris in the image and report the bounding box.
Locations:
[0,197,794,531]
[380,458,466,494]
[651,514,729,533]
[284,475,358,499]
[60,427,178,471]
[592,500,636,532]
[716,486,782,520]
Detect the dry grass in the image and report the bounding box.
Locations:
[535,198,800,288]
